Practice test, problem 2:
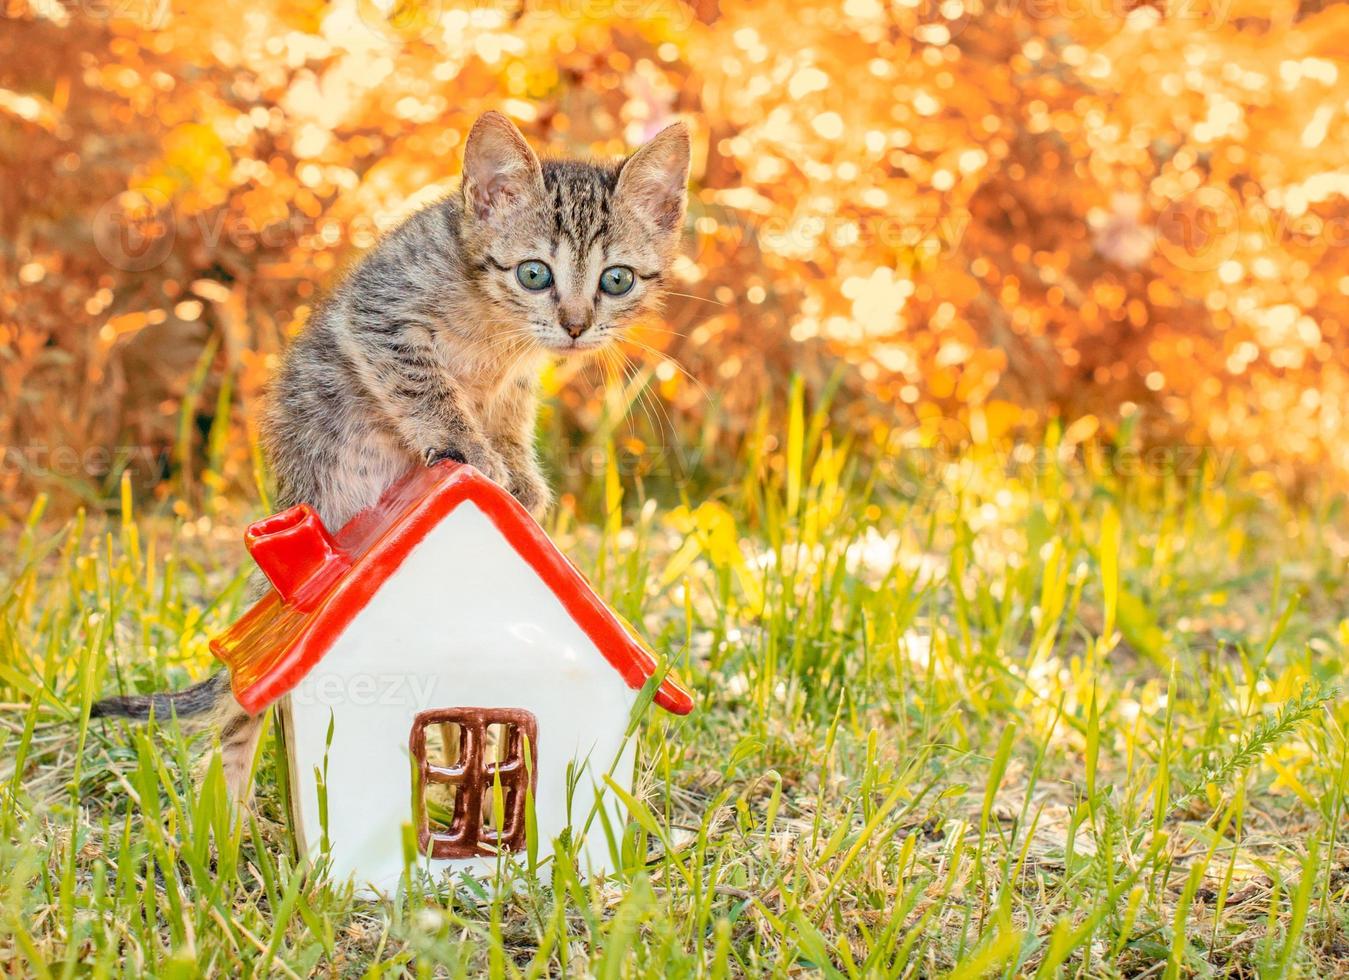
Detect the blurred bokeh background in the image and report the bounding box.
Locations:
[2,0,1347,519]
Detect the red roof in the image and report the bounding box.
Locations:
[210,461,694,716]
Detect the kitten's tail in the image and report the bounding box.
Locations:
[90,671,263,801]
[89,671,230,722]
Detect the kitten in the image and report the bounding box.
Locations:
[89,112,692,801]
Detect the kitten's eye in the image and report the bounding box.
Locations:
[515,260,553,291]
[598,265,635,296]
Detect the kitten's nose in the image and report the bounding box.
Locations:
[559,304,592,339]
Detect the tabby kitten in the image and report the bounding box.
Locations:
[90,112,692,801]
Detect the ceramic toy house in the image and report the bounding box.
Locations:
[209,461,693,891]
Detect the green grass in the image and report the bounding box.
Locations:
[2,405,1348,976]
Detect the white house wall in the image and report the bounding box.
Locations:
[284,501,641,892]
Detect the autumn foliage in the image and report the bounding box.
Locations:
[2,0,1347,512]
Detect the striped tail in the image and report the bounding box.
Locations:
[89,672,230,721]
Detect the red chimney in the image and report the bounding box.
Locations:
[245,504,350,610]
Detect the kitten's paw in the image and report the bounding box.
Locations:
[427,444,512,487]
[425,446,467,466]
[425,445,509,484]
[510,472,552,520]
[475,450,513,488]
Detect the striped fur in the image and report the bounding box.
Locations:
[90,112,692,803]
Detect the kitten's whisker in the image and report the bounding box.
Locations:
[628,324,691,340]
[629,361,671,447]
[592,347,637,438]
[600,349,637,437]
[596,350,631,434]
[619,335,713,407]
[476,326,541,362]
[661,290,726,308]
[633,354,681,446]
[600,349,636,434]
[482,325,538,346]
[607,348,655,442]
[617,351,664,444]
[626,355,702,468]
[612,347,680,458]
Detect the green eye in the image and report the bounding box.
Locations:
[599,265,635,296]
[516,260,553,291]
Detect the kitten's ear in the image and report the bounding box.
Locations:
[462,112,544,222]
[615,122,690,235]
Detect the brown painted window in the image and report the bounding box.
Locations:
[409,707,538,859]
